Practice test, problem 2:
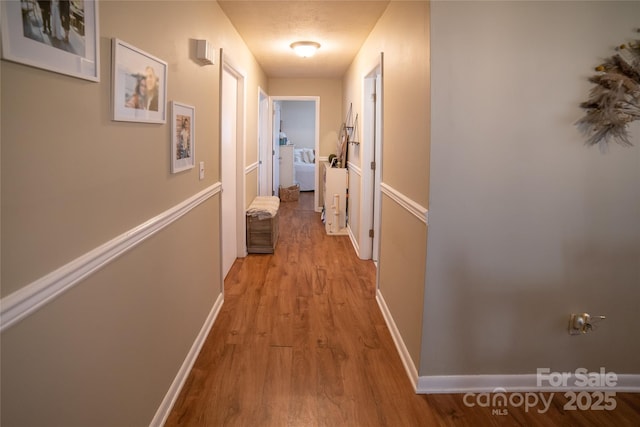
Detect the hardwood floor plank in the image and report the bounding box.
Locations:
[288,345,319,426]
[165,192,640,427]
[315,344,349,426]
[258,346,293,427]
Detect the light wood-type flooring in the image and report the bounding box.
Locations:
[166,192,640,426]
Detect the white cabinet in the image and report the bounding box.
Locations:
[279,145,295,188]
[323,162,348,235]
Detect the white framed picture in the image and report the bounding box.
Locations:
[0,0,100,82]
[171,101,195,173]
[112,38,167,123]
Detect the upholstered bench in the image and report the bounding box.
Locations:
[246,196,280,254]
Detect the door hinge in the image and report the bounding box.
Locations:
[371,161,376,170]
[369,229,374,238]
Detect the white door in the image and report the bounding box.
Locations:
[372,72,383,263]
[272,101,281,196]
[361,63,383,262]
[221,68,238,278]
[258,89,270,195]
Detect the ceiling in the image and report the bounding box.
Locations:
[217,1,391,78]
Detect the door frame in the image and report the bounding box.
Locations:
[220,52,247,277]
[272,101,281,196]
[268,95,320,210]
[258,87,270,196]
[360,53,383,263]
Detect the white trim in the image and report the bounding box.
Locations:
[347,224,360,257]
[0,183,222,332]
[221,53,248,263]
[245,161,259,174]
[346,161,362,177]
[150,292,224,427]
[417,374,640,394]
[363,57,383,264]
[380,182,428,225]
[376,289,419,389]
[377,288,640,396]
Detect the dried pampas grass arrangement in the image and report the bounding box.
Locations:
[576,29,640,148]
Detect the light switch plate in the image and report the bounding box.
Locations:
[199,161,205,180]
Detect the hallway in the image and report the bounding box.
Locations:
[164,192,640,426]
[3,2,639,425]
[165,192,440,425]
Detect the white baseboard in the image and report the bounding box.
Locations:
[376,289,640,395]
[346,224,360,257]
[417,374,538,394]
[150,293,224,427]
[417,373,640,394]
[375,289,419,388]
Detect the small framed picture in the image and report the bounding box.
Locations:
[0,0,100,82]
[112,38,167,123]
[171,102,195,173]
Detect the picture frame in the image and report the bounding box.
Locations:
[112,38,167,123]
[171,101,195,173]
[0,0,100,82]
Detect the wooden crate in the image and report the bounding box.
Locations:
[246,212,279,254]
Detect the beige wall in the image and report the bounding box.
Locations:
[246,168,258,207]
[235,47,268,207]
[2,0,226,295]
[378,197,427,364]
[425,1,640,376]
[268,78,342,158]
[280,100,316,149]
[1,197,221,426]
[348,1,430,208]
[1,1,265,425]
[343,1,430,368]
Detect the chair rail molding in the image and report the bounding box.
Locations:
[0,182,222,332]
[245,161,259,174]
[380,182,428,225]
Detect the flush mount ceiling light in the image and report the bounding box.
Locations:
[290,41,320,58]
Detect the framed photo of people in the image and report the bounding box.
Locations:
[112,38,167,123]
[0,0,100,82]
[171,102,195,173]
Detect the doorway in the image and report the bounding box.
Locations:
[268,96,320,210]
[221,58,246,278]
[361,56,383,264]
